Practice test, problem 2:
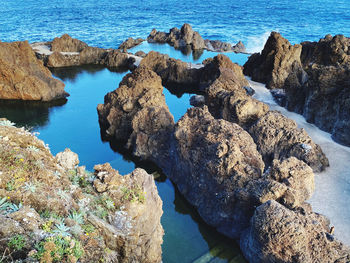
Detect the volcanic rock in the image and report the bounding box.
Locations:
[0,41,68,101]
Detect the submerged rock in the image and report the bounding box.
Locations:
[0,41,68,101]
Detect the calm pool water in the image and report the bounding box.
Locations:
[0,47,248,262]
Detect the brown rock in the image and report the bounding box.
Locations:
[51,34,88,52]
[0,41,68,101]
[118,37,145,51]
[249,110,329,172]
[243,31,303,90]
[241,200,350,263]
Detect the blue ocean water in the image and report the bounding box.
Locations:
[0,0,349,51]
[1,1,349,262]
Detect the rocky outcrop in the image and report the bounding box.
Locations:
[32,34,137,70]
[118,37,145,51]
[244,32,350,146]
[241,200,350,263]
[147,23,246,53]
[243,32,303,90]
[51,34,88,52]
[0,120,163,263]
[97,66,174,165]
[0,41,68,101]
[249,111,329,172]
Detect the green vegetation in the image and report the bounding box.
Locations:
[81,224,96,235]
[68,210,84,225]
[121,185,146,203]
[34,235,83,263]
[8,234,26,251]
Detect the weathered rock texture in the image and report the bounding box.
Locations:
[97,66,174,165]
[118,37,145,51]
[241,200,350,263]
[0,41,68,101]
[244,32,350,146]
[97,51,346,262]
[32,34,137,69]
[147,23,246,53]
[0,121,163,263]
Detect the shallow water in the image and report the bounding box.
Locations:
[250,79,350,245]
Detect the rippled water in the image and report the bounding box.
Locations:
[1,0,349,52]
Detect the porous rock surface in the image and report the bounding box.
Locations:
[97,50,348,262]
[0,121,163,263]
[244,32,350,146]
[33,34,136,69]
[241,200,350,263]
[147,23,246,53]
[0,41,68,101]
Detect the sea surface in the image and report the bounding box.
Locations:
[1,0,350,262]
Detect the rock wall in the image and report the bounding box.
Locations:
[0,121,163,263]
[243,32,350,146]
[0,41,68,101]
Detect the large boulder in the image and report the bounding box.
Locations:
[0,41,68,101]
[243,32,303,90]
[148,24,206,50]
[51,34,88,52]
[241,200,350,263]
[249,110,329,172]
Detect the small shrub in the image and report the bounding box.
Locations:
[53,223,71,237]
[34,235,84,263]
[0,119,15,126]
[81,224,96,235]
[121,185,146,203]
[68,210,84,225]
[8,234,26,251]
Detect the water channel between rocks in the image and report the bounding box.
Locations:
[1,44,349,262]
[0,45,249,263]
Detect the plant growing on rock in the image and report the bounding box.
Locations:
[34,235,83,263]
[121,186,146,203]
[7,234,26,251]
[68,210,84,225]
[53,223,71,237]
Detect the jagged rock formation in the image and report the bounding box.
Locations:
[32,34,137,69]
[147,23,246,53]
[241,200,350,263]
[0,41,68,101]
[0,121,163,263]
[97,50,348,262]
[244,32,350,146]
[118,37,145,51]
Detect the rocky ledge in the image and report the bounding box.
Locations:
[244,32,350,146]
[31,34,140,69]
[96,54,349,262]
[147,23,247,53]
[0,41,68,101]
[0,119,163,262]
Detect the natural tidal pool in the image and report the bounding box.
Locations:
[0,48,249,262]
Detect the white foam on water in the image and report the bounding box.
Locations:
[249,78,350,245]
[245,31,273,54]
